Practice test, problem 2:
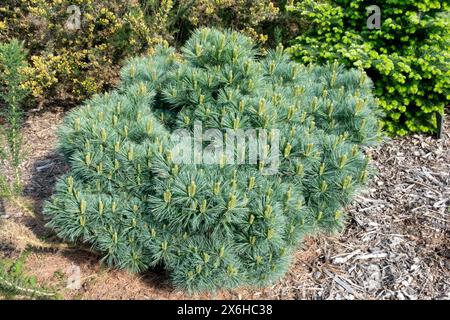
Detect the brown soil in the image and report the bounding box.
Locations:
[1,107,449,300]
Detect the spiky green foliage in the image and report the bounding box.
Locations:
[0,39,29,196]
[0,254,57,300]
[44,28,382,292]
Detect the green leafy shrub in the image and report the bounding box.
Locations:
[44,28,382,292]
[0,39,29,196]
[287,0,450,135]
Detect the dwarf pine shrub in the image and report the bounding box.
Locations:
[44,28,382,292]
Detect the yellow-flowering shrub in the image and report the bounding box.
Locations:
[0,0,170,104]
[0,1,283,106]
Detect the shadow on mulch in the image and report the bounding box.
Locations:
[22,151,68,238]
[0,198,5,216]
[139,266,175,292]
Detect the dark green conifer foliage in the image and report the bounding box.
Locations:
[44,28,382,292]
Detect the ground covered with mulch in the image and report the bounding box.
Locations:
[1,107,449,300]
